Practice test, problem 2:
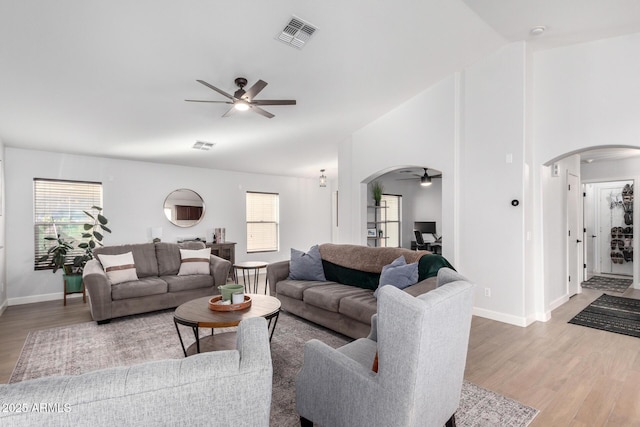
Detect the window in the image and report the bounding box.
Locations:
[381,194,401,248]
[246,192,279,253]
[34,179,103,270]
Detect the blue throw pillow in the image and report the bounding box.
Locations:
[289,245,326,281]
[374,256,418,297]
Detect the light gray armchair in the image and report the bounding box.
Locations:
[0,317,273,427]
[296,269,474,427]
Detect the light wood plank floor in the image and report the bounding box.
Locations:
[2,286,640,426]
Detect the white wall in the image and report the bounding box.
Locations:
[5,147,333,304]
[459,42,528,325]
[540,155,580,314]
[338,74,457,263]
[534,33,640,163]
[0,138,6,315]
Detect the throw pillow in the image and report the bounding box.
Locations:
[374,256,418,297]
[97,252,138,285]
[177,248,211,276]
[289,245,326,281]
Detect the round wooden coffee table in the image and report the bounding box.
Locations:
[173,294,281,356]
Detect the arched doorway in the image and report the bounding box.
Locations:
[543,146,640,305]
[363,166,443,250]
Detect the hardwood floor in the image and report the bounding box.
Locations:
[2,287,640,425]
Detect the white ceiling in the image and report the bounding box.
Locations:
[1,1,638,179]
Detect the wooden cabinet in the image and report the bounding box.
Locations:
[175,205,203,221]
[206,242,236,279]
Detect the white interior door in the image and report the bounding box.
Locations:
[567,173,581,296]
[597,181,634,276]
[583,183,596,280]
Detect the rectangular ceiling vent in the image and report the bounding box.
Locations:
[276,16,317,50]
[192,141,215,151]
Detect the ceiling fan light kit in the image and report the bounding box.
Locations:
[420,175,432,187]
[186,77,296,119]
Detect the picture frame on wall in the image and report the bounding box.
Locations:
[367,228,376,237]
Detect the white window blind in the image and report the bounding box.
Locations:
[381,194,401,248]
[34,178,103,270]
[246,192,279,253]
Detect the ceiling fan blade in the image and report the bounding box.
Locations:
[185,99,233,104]
[221,106,236,118]
[251,105,275,119]
[251,99,297,106]
[243,80,268,100]
[196,80,234,100]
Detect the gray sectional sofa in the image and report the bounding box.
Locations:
[266,243,454,339]
[83,241,231,323]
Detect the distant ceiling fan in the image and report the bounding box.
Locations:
[400,168,442,187]
[185,77,296,119]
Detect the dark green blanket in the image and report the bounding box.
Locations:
[322,254,455,291]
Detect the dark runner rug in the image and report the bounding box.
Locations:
[10,310,538,426]
[581,275,632,293]
[569,294,640,338]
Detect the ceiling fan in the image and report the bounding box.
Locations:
[185,77,296,119]
[400,168,442,187]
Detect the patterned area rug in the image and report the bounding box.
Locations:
[10,310,538,426]
[569,294,640,338]
[581,275,632,293]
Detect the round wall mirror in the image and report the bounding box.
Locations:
[163,189,205,227]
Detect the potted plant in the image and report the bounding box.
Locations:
[73,206,111,273]
[37,234,84,301]
[371,181,384,206]
[37,234,75,274]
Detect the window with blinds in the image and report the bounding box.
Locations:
[246,192,279,253]
[34,179,103,270]
[381,194,401,248]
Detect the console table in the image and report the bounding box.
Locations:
[206,242,236,279]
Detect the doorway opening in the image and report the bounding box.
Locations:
[583,180,634,279]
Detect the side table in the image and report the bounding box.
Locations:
[234,261,269,294]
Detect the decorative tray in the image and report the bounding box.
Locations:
[208,295,252,312]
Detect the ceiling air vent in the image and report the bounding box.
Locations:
[192,141,215,151]
[276,16,317,50]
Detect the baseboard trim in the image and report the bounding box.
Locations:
[549,294,570,312]
[8,292,83,306]
[472,307,532,327]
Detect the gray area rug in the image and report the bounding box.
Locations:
[581,275,632,293]
[569,293,640,338]
[11,310,538,426]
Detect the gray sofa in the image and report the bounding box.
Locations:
[83,241,231,324]
[0,317,272,427]
[267,243,454,339]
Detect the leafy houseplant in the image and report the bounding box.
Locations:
[74,206,111,273]
[372,181,384,206]
[37,234,75,274]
